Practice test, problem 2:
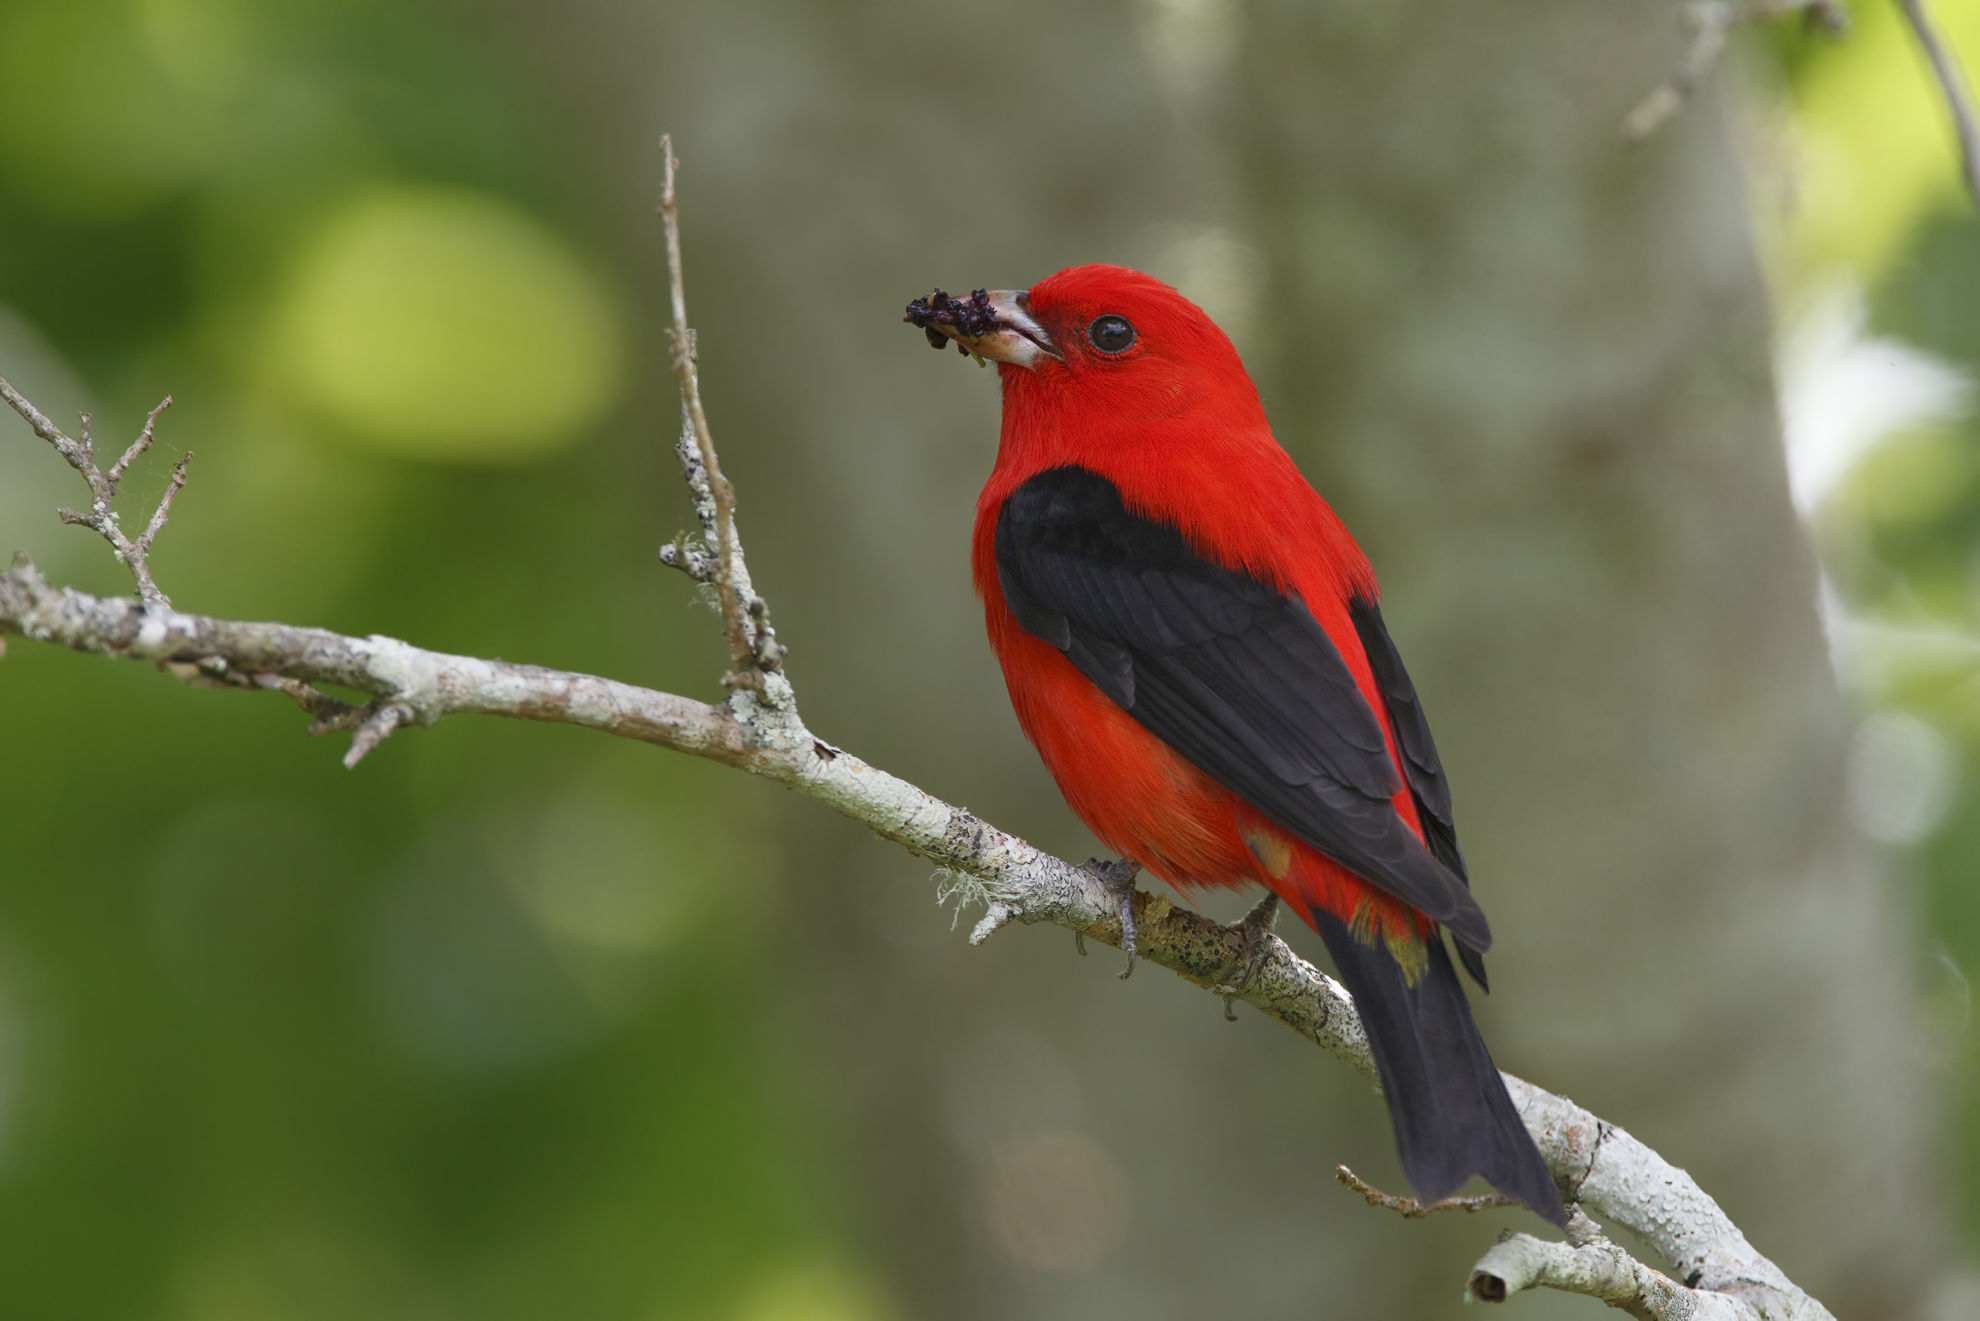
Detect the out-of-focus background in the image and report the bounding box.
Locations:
[1,1,1977,1317]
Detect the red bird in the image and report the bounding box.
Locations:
[906,266,1564,1224]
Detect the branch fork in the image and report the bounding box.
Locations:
[0,378,189,607]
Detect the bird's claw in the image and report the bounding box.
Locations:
[1080,856,1141,978]
[1218,892,1282,1020]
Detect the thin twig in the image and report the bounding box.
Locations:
[109,395,172,488]
[134,452,193,562]
[658,136,765,689]
[0,375,86,468]
[1624,0,1849,141]
[244,672,360,724]
[343,701,414,768]
[1335,1165,1519,1218]
[1900,0,1980,217]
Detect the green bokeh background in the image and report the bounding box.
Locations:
[3,1,1979,1318]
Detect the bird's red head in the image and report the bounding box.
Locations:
[904,265,1269,461]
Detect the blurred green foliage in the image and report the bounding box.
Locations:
[275,186,622,459]
[1775,0,1980,1243]
[0,1,877,1317]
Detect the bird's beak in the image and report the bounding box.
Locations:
[903,288,1060,370]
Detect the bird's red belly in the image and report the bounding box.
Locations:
[994,627,1256,893]
[989,616,1427,938]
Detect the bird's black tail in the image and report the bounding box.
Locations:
[1312,907,1565,1225]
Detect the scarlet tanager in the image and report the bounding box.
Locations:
[905,266,1564,1224]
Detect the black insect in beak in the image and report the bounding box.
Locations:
[903,288,1060,369]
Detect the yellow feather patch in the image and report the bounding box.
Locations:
[1351,898,1428,988]
[1241,824,1293,879]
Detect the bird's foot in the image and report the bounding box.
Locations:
[1217,891,1281,1021]
[1079,856,1142,979]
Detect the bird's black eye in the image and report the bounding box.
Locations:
[1086,314,1136,354]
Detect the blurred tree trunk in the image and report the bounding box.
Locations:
[508,0,1947,1316]
[1226,2,1944,1316]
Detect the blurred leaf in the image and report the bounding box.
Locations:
[732,1258,895,1321]
[0,0,242,219]
[269,186,624,461]
[1788,0,1980,282]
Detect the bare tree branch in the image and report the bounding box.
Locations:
[1900,0,1980,216]
[1,376,187,607]
[1625,0,1848,141]
[0,151,1837,1319]
[657,136,783,691]
[107,394,172,489]
[1471,1209,1751,1319]
[132,450,192,565]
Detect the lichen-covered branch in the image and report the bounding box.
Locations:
[1470,1212,1751,1320]
[656,136,782,690]
[1486,1082,1830,1318]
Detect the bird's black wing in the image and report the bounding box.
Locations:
[1348,595,1489,987]
[994,466,1489,952]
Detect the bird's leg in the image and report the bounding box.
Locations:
[1079,856,1142,979]
[1218,891,1281,1021]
